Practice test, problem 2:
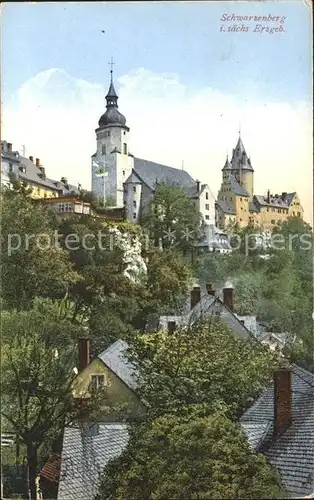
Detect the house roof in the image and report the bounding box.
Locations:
[57,423,128,500]
[98,339,138,391]
[240,365,314,498]
[40,455,61,484]
[185,293,255,340]
[195,224,232,250]
[133,157,196,193]
[18,157,61,191]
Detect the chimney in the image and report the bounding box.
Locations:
[274,367,292,437]
[206,283,216,296]
[190,286,201,310]
[78,337,90,372]
[36,158,40,168]
[196,180,201,193]
[223,280,234,311]
[39,166,46,178]
[7,143,12,152]
[29,156,34,162]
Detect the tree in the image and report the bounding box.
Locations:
[0,306,80,499]
[132,247,193,330]
[141,182,201,252]
[97,408,283,500]
[128,318,279,419]
[1,191,79,309]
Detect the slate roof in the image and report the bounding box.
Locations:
[249,201,260,213]
[282,192,296,206]
[18,157,60,191]
[230,137,254,171]
[254,194,290,209]
[229,174,249,196]
[133,157,196,193]
[185,292,254,341]
[240,365,314,498]
[215,200,236,215]
[98,339,138,391]
[124,171,142,184]
[222,156,232,171]
[57,423,128,500]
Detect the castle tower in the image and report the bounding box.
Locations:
[91,61,133,206]
[230,134,254,200]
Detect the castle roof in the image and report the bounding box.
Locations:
[231,136,253,172]
[229,174,249,197]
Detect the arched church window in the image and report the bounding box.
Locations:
[102,144,106,155]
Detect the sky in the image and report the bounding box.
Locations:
[2,1,313,221]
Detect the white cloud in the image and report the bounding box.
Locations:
[2,67,312,222]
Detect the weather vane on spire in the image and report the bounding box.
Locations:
[238,121,241,136]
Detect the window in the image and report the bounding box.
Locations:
[205,204,209,210]
[123,131,126,135]
[133,200,136,208]
[240,197,242,201]
[91,374,105,390]
[102,144,106,155]
[297,211,301,217]
[105,131,110,137]
[9,162,13,173]
[133,213,137,219]
[133,186,136,193]
[167,321,176,333]
[123,143,127,155]
[271,219,275,224]
[205,215,209,220]
[122,170,125,176]
[205,192,209,200]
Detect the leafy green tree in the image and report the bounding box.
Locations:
[1,191,79,309]
[97,409,283,500]
[141,182,201,251]
[128,318,279,419]
[0,306,79,499]
[132,247,193,330]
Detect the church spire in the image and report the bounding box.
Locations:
[105,57,118,106]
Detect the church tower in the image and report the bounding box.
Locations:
[230,134,254,200]
[91,61,133,206]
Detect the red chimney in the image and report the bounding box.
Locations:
[274,367,292,437]
[36,158,40,167]
[206,283,215,296]
[223,281,234,311]
[7,143,12,152]
[78,338,90,372]
[190,286,201,310]
[29,156,34,162]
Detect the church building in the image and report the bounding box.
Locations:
[216,135,303,230]
[91,70,215,225]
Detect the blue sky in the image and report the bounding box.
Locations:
[2,1,312,104]
[2,1,313,221]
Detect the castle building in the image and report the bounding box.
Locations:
[215,135,303,230]
[91,70,216,225]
